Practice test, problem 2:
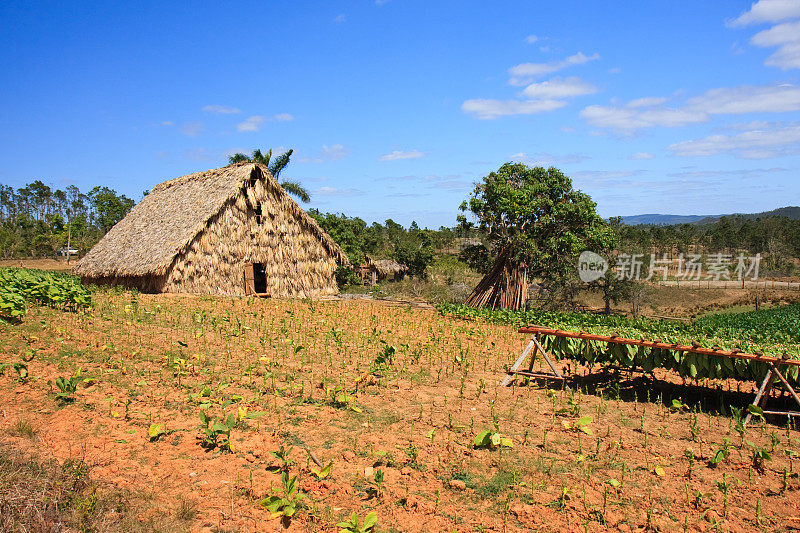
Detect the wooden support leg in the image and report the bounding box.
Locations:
[501,337,538,387]
[768,364,800,409]
[532,335,563,379]
[745,367,776,426]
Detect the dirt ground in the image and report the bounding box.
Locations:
[2,293,800,532]
[0,258,75,271]
[576,285,800,319]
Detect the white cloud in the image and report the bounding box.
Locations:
[508,52,599,86]
[667,167,786,178]
[379,150,425,161]
[524,35,539,44]
[298,144,349,163]
[315,186,365,196]
[630,152,655,160]
[580,104,707,133]
[237,113,293,132]
[668,121,800,158]
[728,0,800,27]
[751,20,800,69]
[688,84,800,113]
[237,115,264,132]
[509,152,590,166]
[627,97,667,108]
[521,77,597,99]
[161,121,174,126]
[581,84,800,133]
[180,121,205,137]
[464,52,600,120]
[333,13,346,23]
[202,104,241,114]
[462,98,566,119]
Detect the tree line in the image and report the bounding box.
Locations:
[615,216,800,274]
[0,181,134,258]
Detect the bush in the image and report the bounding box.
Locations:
[335,266,362,288]
[458,244,492,274]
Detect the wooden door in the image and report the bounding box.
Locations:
[244,263,255,295]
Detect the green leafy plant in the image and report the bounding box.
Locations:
[563,416,594,435]
[0,361,28,381]
[199,410,235,451]
[53,372,81,402]
[708,438,733,468]
[268,445,295,473]
[310,460,333,480]
[148,423,167,442]
[337,511,377,533]
[473,430,513,449]
[367,468,384,499]
[747,441,772,473]
[259,472,306,519]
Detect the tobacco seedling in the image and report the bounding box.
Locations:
[268,445,295,473]
[473,430,513,449]
[148,423,167,442]
[199,410,235,451]
[0,361,28,381]
[310,460,333,480]
[53,372,81,402]
[367,468,384,499]
[731,406,746,445]
[562,416,594,435]
[746,441,772,473]
[259,472,306,519]
[670,399,689,412]
[708,438,732,467]
[336,511,377,533]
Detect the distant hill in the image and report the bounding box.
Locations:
[619,214,711,225]
[619,206,800,226]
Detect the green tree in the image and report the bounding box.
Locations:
[391,230,434,279]
[459,163,614,310]
[227,148,310,203]
[87,186,134,234]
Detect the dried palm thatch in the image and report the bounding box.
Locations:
[356,256,407,285]
[371,259,406,278]
[74,163,348,298]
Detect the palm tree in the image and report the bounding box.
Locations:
[227,148,311,203]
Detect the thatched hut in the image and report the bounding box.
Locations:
[73,162,348,298]
[356,256,407,285]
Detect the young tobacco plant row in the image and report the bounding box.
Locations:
[438,302,800,383]
[0,267,91,319]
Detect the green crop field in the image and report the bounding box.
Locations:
[0,268,91,320]
[438,303,800,383]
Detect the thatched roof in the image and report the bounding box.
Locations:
[363,256,406,276]
[74,163,348,277]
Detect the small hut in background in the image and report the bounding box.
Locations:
[356,256,407,285]
[73,162,348,298]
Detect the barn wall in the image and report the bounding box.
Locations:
[79,273,167,293]
[162,178,339,298]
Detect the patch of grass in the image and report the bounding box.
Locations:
[0,448,127,532]
[175,498,198,521]
[472,466,518,499]
[8,420,37,440]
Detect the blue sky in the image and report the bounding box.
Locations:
[2,0,799,228]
